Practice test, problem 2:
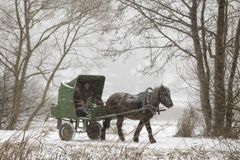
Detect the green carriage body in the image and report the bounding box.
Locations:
[51,75,106,120]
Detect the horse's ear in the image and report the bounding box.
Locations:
[161,82,164,87]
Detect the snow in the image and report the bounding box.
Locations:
[0,118,239,159]
[62,82,74,89]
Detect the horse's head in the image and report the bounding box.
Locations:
[158,85,173,108]
[149,85,173,109]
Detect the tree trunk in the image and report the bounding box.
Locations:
[6,78,20,130]
[225,17,240,137]
[190,0,212,134]
[4,0,25,130]
[0,111,2,129]
[212,0,226,136]
[10,87,22,129]
[6,0,32,130]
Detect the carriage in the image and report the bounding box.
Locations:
[51,75,171,142]
[51,75,107,141]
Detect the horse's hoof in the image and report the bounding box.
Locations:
[133,137,139,143]
[100,136,105,141]
[150,139,156,144]
[120,137,125,142]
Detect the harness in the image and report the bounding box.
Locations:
[117,87,165,115]
[142,87,153,113]
[143,87,166,114]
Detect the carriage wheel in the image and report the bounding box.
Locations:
[86,122,102,140]
[59,122,76,141]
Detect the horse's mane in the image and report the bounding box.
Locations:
[149,86,160,106]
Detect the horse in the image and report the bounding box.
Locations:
[101,84,173,143]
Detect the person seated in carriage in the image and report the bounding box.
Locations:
[74,81,103,117]
[74,81,93,117]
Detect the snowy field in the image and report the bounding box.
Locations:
[0,117,239,159]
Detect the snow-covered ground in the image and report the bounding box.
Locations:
[0,117,239,159]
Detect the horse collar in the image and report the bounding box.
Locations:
[150,87,161,112]
[145,87,153,103]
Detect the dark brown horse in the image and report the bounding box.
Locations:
[101,85,173,143]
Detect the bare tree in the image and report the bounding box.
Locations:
[211,0,227,136]
[105,0,213,134]
[0,0,111,129]
[225,17,240,137]
[104,0,240,136]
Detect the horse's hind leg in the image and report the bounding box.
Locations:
[145,120,156,143]
[101,118,111,140]
[117,116,125,141]
[133,120,144,142]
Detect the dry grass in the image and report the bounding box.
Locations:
[0,135,240,160]
[175,106,199,137]
[0,133,34,160]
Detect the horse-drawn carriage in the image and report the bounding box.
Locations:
[51,75,173,143]
[51,75,106,141]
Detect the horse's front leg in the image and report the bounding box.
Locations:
[133,120,144,142]
[117,116,125,141]
[145,120,156,143]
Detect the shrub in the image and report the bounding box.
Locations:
[175,106,199,137]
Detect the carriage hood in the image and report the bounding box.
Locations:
[51,75,105,119]
[71,75,105,98]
